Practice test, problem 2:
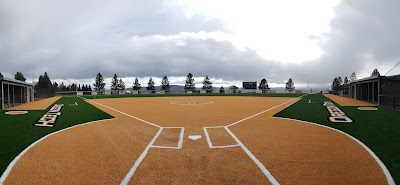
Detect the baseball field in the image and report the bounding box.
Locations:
[0,93,398,184]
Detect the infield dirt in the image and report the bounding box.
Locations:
[6,96,61,110]
[324,94,376,106]
[3,96,387,184]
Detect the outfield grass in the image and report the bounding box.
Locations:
[0,97,113,176]
[82,93,304,99]
[274,93,400,183]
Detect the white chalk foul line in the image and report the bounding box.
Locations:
[273,117,395,185]
[224,127,279,185]
[120,128,163,185]
[0,118,117,185]
[226,94,306,127]
[86,99,161,128]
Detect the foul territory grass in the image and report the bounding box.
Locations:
[0,97,113,176]
[275,93,400,183]
[82,93,304,99]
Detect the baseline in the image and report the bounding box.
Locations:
[226,94,307,127]
[120,128,163,185]
[84,98,162,128]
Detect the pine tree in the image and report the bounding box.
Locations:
[258,79,270,92]
[202,76,213,93]
[117,78,125,90]
[58,82,65,91]
[53,82,58,92]
[88,85,92,91]
[371,68,380,77]
[132,78,141,90]
[219,86,225,94]
[43,72,52,90]
[229,85,238,93]
[337,76,343,87]
[185,73,195,90]
[78,84,81,91]
[332,77,340,91]
[350,72,357,81]
[111,74,119,91]
[93,73,106,94]
[285,78,295,93]
[161,75,170,91]
[147,77,155,90]
[343,76,350,96]
[14,72,26,81]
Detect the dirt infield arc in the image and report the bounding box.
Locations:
[2,96,388,184]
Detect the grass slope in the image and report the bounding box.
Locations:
[82,93,304,99]
[0,97,113,176]
[274,94,400,183]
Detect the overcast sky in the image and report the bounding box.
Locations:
[1,0,400,89]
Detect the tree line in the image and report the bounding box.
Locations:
[331,68,380,94]
[8,71,295,93]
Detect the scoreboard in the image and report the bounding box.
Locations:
[243,82,257,89]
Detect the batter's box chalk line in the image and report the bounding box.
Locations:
[151,127,185,149]
[203,127,239,149]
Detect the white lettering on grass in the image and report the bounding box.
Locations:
[35,104,64,127]
[323,101,353,123]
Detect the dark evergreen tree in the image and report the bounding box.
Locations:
[229,85,239,93]
[337,76,343,87]
[219,86,225,94]
[185,73,195,90]
[78,84,81,91]
[71,83,77,91]
[161,75,170,91]
[371,68,380,77]
[111,74,119,91]
[202,76,213,93]
[258,79,270,92]
[285,78,295,93]
[88,85,92,91]
[14,72,26,81]
[343,76,350,96]
[93,73,106,93]
[117,78,125,90]
[132,78,141,90]
[350,72,357,81]
[147,77,155,90]
[53,82,58,92]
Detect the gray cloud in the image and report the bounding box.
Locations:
[1,0,400,88]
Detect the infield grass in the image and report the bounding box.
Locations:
[0,97,113,176]
[274,93,400,183]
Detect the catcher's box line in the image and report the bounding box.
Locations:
[0,118,117,185]
[273,117,395,185]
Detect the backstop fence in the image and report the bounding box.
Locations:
[34,87,54,101]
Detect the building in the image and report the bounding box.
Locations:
[0,74,34,110]
[349,74,400,109]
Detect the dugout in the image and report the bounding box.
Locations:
[349,74,400,109]
[0,74,34,110]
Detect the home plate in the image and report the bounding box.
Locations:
[188,134,202,140]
